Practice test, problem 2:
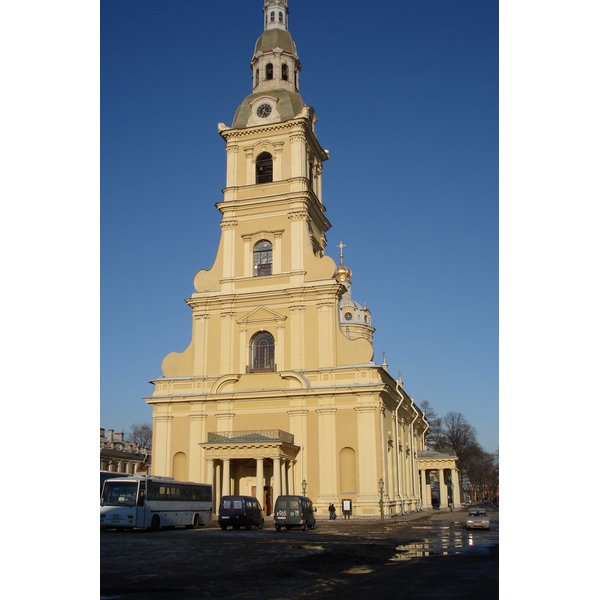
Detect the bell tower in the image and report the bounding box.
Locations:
[211,0,334,298]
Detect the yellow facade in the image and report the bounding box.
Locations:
[146,0,429,517]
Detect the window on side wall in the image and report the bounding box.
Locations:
[253,240,273,276]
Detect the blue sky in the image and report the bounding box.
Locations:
[100,0,499,452]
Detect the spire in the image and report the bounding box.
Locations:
[231,1,303,128]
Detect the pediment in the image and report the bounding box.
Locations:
[237,306,287,325]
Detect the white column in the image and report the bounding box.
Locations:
[290,460,296,495]
[273,457,282,500]
[256,458,264,502]
[420,470,428,508]
[451,469,461,506]
[206,459,215,513]
[439,469,448,508]
[223,459,231,496]
[215,462,222,510]
[281,460,288,495]
[426,473,432,508]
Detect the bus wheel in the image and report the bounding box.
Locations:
[150,515,160,532]
[190,514,200,529]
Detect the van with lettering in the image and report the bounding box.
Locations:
[273,495,316,531]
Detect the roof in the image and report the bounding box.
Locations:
[231,89,304,129]
[254,29,297,57]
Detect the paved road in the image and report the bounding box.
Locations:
[101,505,499,599]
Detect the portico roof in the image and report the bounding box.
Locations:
[201,429,299,461]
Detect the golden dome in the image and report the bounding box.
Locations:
[335,241,352,282]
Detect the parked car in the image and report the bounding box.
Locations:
[273,495,316,531]
[466,507,490,530]
[218,495,264,530]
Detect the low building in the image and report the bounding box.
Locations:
[100,428,151,475]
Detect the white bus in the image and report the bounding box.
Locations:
[100,475,212,531]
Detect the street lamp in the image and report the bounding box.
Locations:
[378,478,384,521]
[302,479,307,495]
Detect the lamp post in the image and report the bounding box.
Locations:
[378,478,384,521]
[302,479,307,495]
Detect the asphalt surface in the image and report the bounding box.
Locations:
[101,504,499,599]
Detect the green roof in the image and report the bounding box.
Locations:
[254,29,297,56]
[231,89,304,129]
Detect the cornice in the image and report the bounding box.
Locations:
[219,116,328,162]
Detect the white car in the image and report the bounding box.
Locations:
[466,508,490,530]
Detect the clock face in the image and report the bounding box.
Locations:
[257,103,272,118]
[344,312,352,321]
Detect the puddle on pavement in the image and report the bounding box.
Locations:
[389,539,464,562]
[343,566,375,574]
[388,525,497,563]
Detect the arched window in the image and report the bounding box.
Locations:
[279,12,283,23]
[251,331,275,372]
[270,11,275,22]
[253,240,272,276]
[255,69,259,87]
[255,152,273,183]
[281,64,288,81]
[266,63,273,80]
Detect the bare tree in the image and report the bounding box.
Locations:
[465,447,498,502]
[127,422,152,449]
[420,400,443,450]
[439,412,479,500]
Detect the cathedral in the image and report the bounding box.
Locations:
[146,0,452,517]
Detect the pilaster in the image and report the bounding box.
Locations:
[355,405,379,504]
[316,406,338,503]
[189,413,207,483]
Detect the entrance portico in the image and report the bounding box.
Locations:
[202,429,299,515]
[417,450,461,509]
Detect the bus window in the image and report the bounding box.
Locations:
[101,481,138,507]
